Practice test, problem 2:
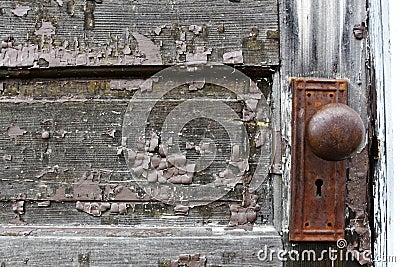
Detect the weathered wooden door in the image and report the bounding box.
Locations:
[0,0,373,266]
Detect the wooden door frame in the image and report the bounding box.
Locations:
[370,0,399,266]
[279,0,374,265]
[279,0,398,266]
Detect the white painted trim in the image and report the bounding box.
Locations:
[371,0,400,265]
[388,0,400,265]
[369,0,389,265]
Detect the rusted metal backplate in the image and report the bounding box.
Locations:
[290,78,347,241]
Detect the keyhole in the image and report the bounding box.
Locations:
[315,179,323,197]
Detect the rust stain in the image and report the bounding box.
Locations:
[290,78,348,241]
[307,103,364,161]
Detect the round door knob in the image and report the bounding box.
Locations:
[306,103,365,161]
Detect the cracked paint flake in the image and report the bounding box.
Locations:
[7,125,27,138]
[131,32,162,64]
[223,50,244,64]
[76,201,131,216]
[10,200,25,224]
[110,79,144,91]
[154,25,166,35]
[186,46,212,65]
[172,254,206,267]
[188,25,203,35]
[0,32,162,67]
[34,22,56,36]
[55,0,63,7]
[11,5,31,17]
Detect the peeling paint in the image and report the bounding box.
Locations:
[103,129,116,138]
[7,125,27,138]
[131,33,162,64]
[223,50,244,64]
[34,22,56,36]
[227,172,260,230]
[255,130,266,148]
[0,31,162,67]
[35,165,65,179]
[76,201,131,216]
[2,155,12,161]
[154,25,166,35]
[10,200,25,224]
[266,29,279,39]
[174,205,190,215]
[171,254,206,267]
[218,24,225,33]
[12,200,24,215]
[55,0,64,7]
[128,133,198,185]
[11,6,31,17]
[186,46,212,65]
[72,171,103,200]
[41,131,50,139]
[37,200,51,207]
[76,201,108,216]
[188,25,203,35]
[243,28,263,50]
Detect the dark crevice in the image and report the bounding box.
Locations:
[0,65,277,81]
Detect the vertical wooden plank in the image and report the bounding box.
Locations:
[369,0,399,265]
[279,0,371,265]
[388,0,400,265]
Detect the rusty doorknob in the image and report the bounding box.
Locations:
[306,103,365,161]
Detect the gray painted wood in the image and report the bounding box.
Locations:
[0,0,283,265]
[0,0,375,265]
[0,226,282,266]
[0,68,281,264]
[0,0,279,67]
[278,0,371,265]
